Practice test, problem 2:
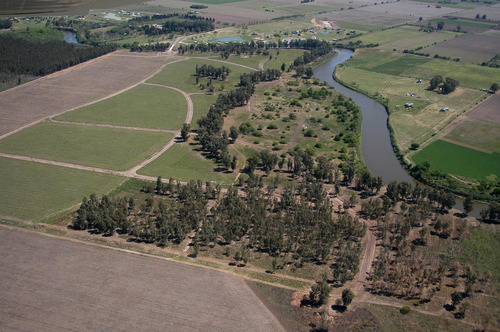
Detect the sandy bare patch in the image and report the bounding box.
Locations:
[468,93,500,123]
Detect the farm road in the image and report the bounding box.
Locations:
[0,225,286,332]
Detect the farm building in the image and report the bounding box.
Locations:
[405,102,414,108]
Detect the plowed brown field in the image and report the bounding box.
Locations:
[0,226,285,331]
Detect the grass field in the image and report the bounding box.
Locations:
[429,18,496,29]
[226,54,266,69]
[55,84,187,130]
[335,65,485,149]
[0,122,173,171]
[345,49,500,89]
[191,94,218,128]
[446,118,500,153]
[137,143,236,184]
[411,140,500,181]
[147,58,253,93]
[0,157,124,221]
[348,26,461,51]
[264,49,306,70]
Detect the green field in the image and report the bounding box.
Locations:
[348,26,460,51]
[411,140,500,181]
[0,157,124,222]
[345,49,500,89]
[147,58,253,93]
[56,84,187,130]
[264,49,306,70]
[226,54,266,69]
[137,143,236,184]
[429,18,496,29]
[446,118,500,153]
[0,122,173,171]
[191,94,218,128]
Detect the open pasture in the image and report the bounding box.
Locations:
[346,49,500,89]
[0,52,170,137]
[428,17,497,29]
[55,84,187,130]
[454,5,500,21]
[265,49,306,70]
[445,117,500,153]
[336,65,485,150]
[147,58,253,93]
[0,122,173,171]
[423,34,500,64]
[0,157,124,222]
[411,139,500,181]
[0,227,285,331]
[468,93,500,123]
[191,94,218,128]
[410,0,481,9]
[138,143,236,184]
[226,54,267,69]
[320,1,459,27]
[348,26,461,51]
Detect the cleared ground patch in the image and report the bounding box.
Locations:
[55,84,187,130]
[411,139,500,181]
[0,122,173,171]
[468,93,500,123]
[0,227,285,331]
[138,143,236,184]
[428,17,496,29]
[423,34,500,64]
[0,52,172,137]
[0,157,124,221]
[445,117,500,152]
[320,1,459,27]
[455,5,500,21]
[147,58,253,93]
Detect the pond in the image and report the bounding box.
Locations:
[211,36,245,43]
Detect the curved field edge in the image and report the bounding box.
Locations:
[54,84,187,130]
[0,157,125,222]
[0,122,173,171]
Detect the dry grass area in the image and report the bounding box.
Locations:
[0,51,174,137]
[424,34,500,64]
[468,93,500,123]
[0,226,285,332]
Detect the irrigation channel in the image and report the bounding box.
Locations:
[314,49,486,217]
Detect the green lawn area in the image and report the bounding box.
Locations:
[137,143,236,184]
[226,54,266,69]
[0,157,124,222]
[345,49,500,90]
[429,18,496,29]
[446,117,500,153]
[147,58,253,93]
[411,140,500,181]
[264,49,305,70]
[55,84,187,130]
[191,94,217,129]
[0,122,173,171]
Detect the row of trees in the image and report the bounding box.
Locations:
[0,34,116,77]
[130,42,170,52]
[143,15,215,36]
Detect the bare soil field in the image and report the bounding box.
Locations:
[0,226,285,332]
[0,52,174,137]
[321,2,460,27]
[468,93,500,123]
[454,5,500,21]
[423,34,500,63]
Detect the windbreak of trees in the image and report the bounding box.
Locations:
[196,68,281,167]
[0,34,116,77]
[195,64,231,80]
[130,42,170,52]
[143,15,215,36]
[0,19,12,29]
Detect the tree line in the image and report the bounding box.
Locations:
[143,15,215,36]
[0,34,116,77]
[130,42,170,52]
[195,64,231,80]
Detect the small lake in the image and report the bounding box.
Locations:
[63,31,78,44]
[211,36,245,43]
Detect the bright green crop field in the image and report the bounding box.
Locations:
[411,140,500,181]
[0,122,173,171]
[0,157,124,222]
[56,84,187,130]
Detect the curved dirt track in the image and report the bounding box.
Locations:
[0,225,286,332]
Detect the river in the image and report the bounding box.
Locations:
[314,49,487,217]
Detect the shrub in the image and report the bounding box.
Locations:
[400,306,411,315]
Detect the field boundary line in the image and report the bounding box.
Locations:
[440,137,493,154]
[47,119,178,133]
[0,55,188,142]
